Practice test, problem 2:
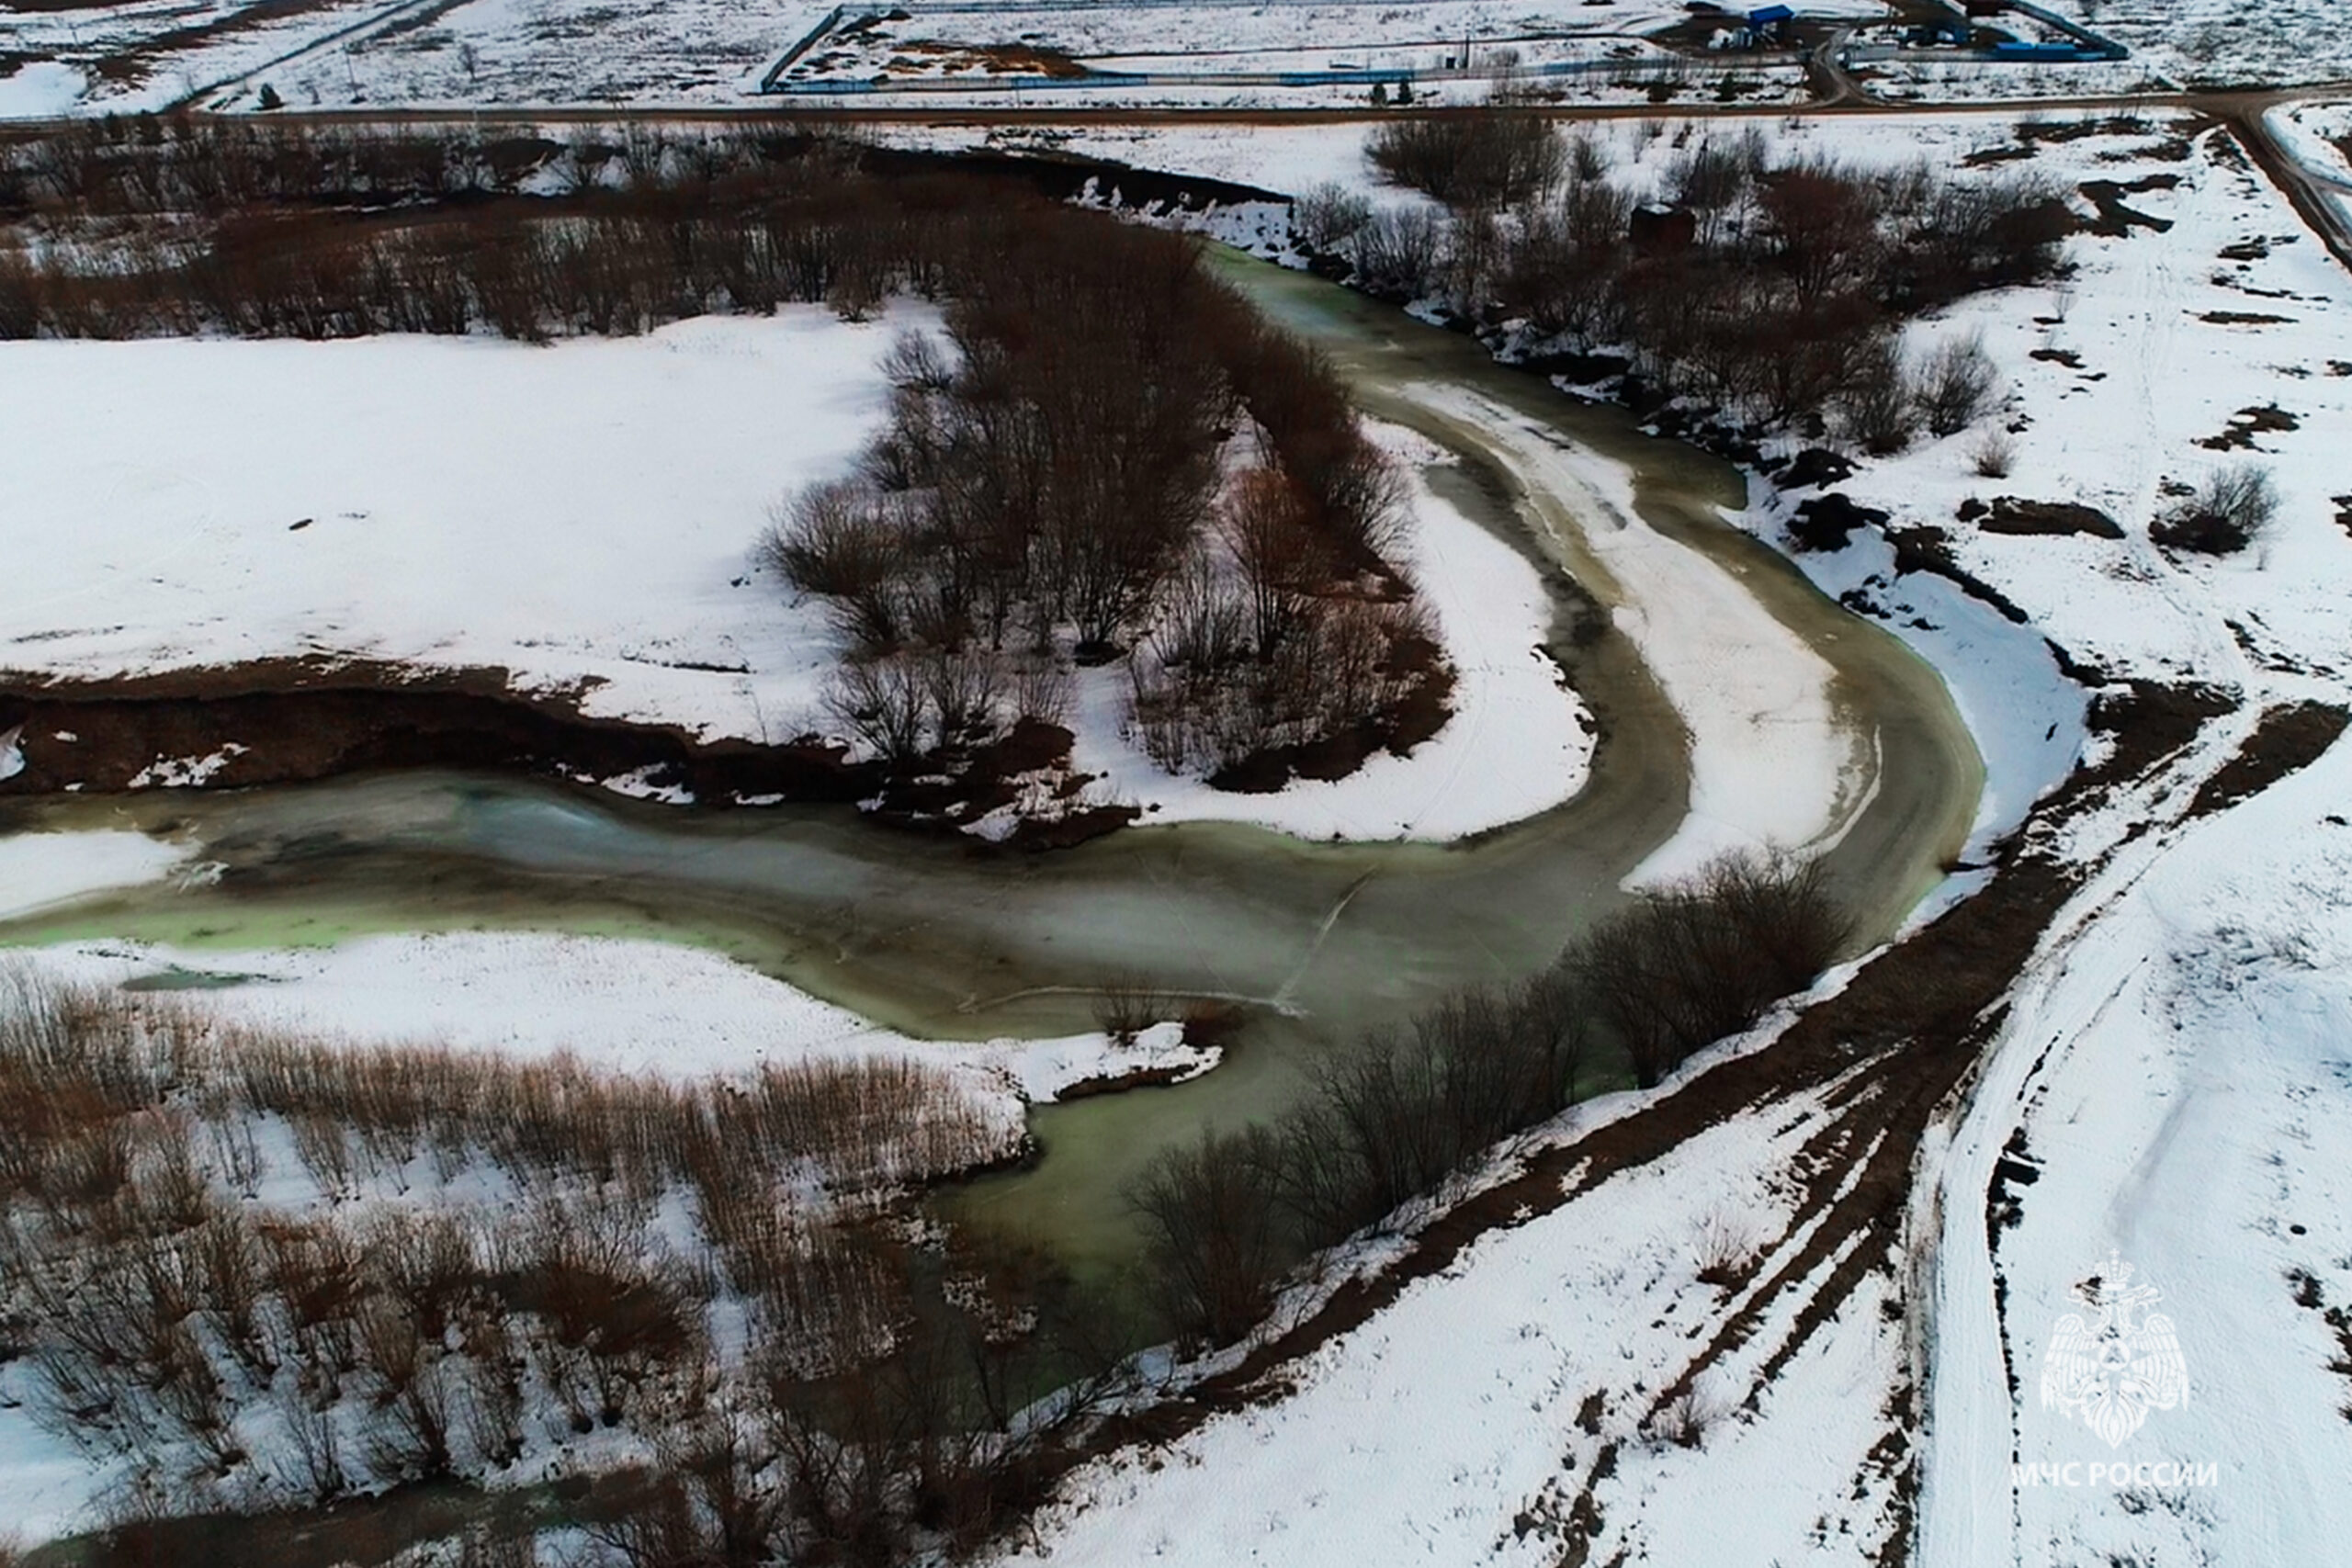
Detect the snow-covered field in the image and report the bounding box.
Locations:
[5,0,2343,117]
[2037,0,2352,88]
[998,1022,1917,1567]
[17,0,2278,116]
[0,308,1595,843]
[0,309,899,739]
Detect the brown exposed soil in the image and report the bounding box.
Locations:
[0,660,1151,849]
[2077,174,2179,237]
[0,660,876,804]
[2186,700,2350,818]
[1960,495,2125,539]
[88,0,349,87]
[1053,1062,1210,1101]
[2199,401,2300,450]
[1883,525,2032,624]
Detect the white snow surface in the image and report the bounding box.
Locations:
[1920,727,2352,1568]
[0,831,192,922]
[0,310,904,745]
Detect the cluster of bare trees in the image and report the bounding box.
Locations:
[0,976,1124,1565]
[1318,119,2070,444]
[1126,539,1430,778]
[0,130,944,343]
[1366,105,1568,209]
[1127,852,1846,1346]
[0,119,1443,795]
[763,213,1430,786]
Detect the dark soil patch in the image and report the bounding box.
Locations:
[0,660,874,804]
[1777,446,1857,491]
[2199,402,2300,451]
[1053,1062,1210,1100]
[89,0,347,87]
[2185,701,2350,818]
[965,41,1090,79]
[2335,495,2352,538]
[2199,310,2295,326]
[2022,114,2159,147]
[2073,681,2237,799]
[2077,175,2179,238]
[1883,526,2031,625]
[2029,346,2085,368]
[857,143,1286,215]
[1788,491,1887,553]
[1962,495,2124,539]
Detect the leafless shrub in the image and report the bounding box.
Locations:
[1291,181,1373,253]
[1644,1389,1714,1450]
[1837,340,1918,456]
[1127,1128,1289,1347]
[1577,852,1847,1089]
[1350,205,1446,298]
[1367,112,1566,209]
[1972,428,2018,479]
[1006,654,1072,728]
[1916,333,2000,437]
[761,480,910,654]
[2152,463,2278,556]
[825,654,933,766]
[1092,974,1165,1042]
[1691,1209,1754,1289]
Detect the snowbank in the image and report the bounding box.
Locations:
[0,831,191,922]
[1407,384,1863,885]
[22,931,1216,1104]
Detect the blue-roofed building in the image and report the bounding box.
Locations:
[1744,5,1794,45]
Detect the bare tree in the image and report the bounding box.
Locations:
[1916,332,2000,436]
[2152,462,2278,555]
[1127,1128,1289,1347]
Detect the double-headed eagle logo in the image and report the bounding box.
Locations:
[2039,1251,2189,1448]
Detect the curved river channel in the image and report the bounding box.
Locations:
[0,253,1984,1279]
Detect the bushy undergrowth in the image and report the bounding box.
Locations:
[0,118,1448,796]
[1127,853,1847,1347]
[0,973,1120,1566]
[1322,118,2069,444]
[758,221,1430,782]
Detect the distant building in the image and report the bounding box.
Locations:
[1631,204,1698,254]
[1743,5,1793,46]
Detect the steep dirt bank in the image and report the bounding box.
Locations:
[0,660,875,801]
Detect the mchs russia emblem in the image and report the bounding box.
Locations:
[2040,1251,2189,1449]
